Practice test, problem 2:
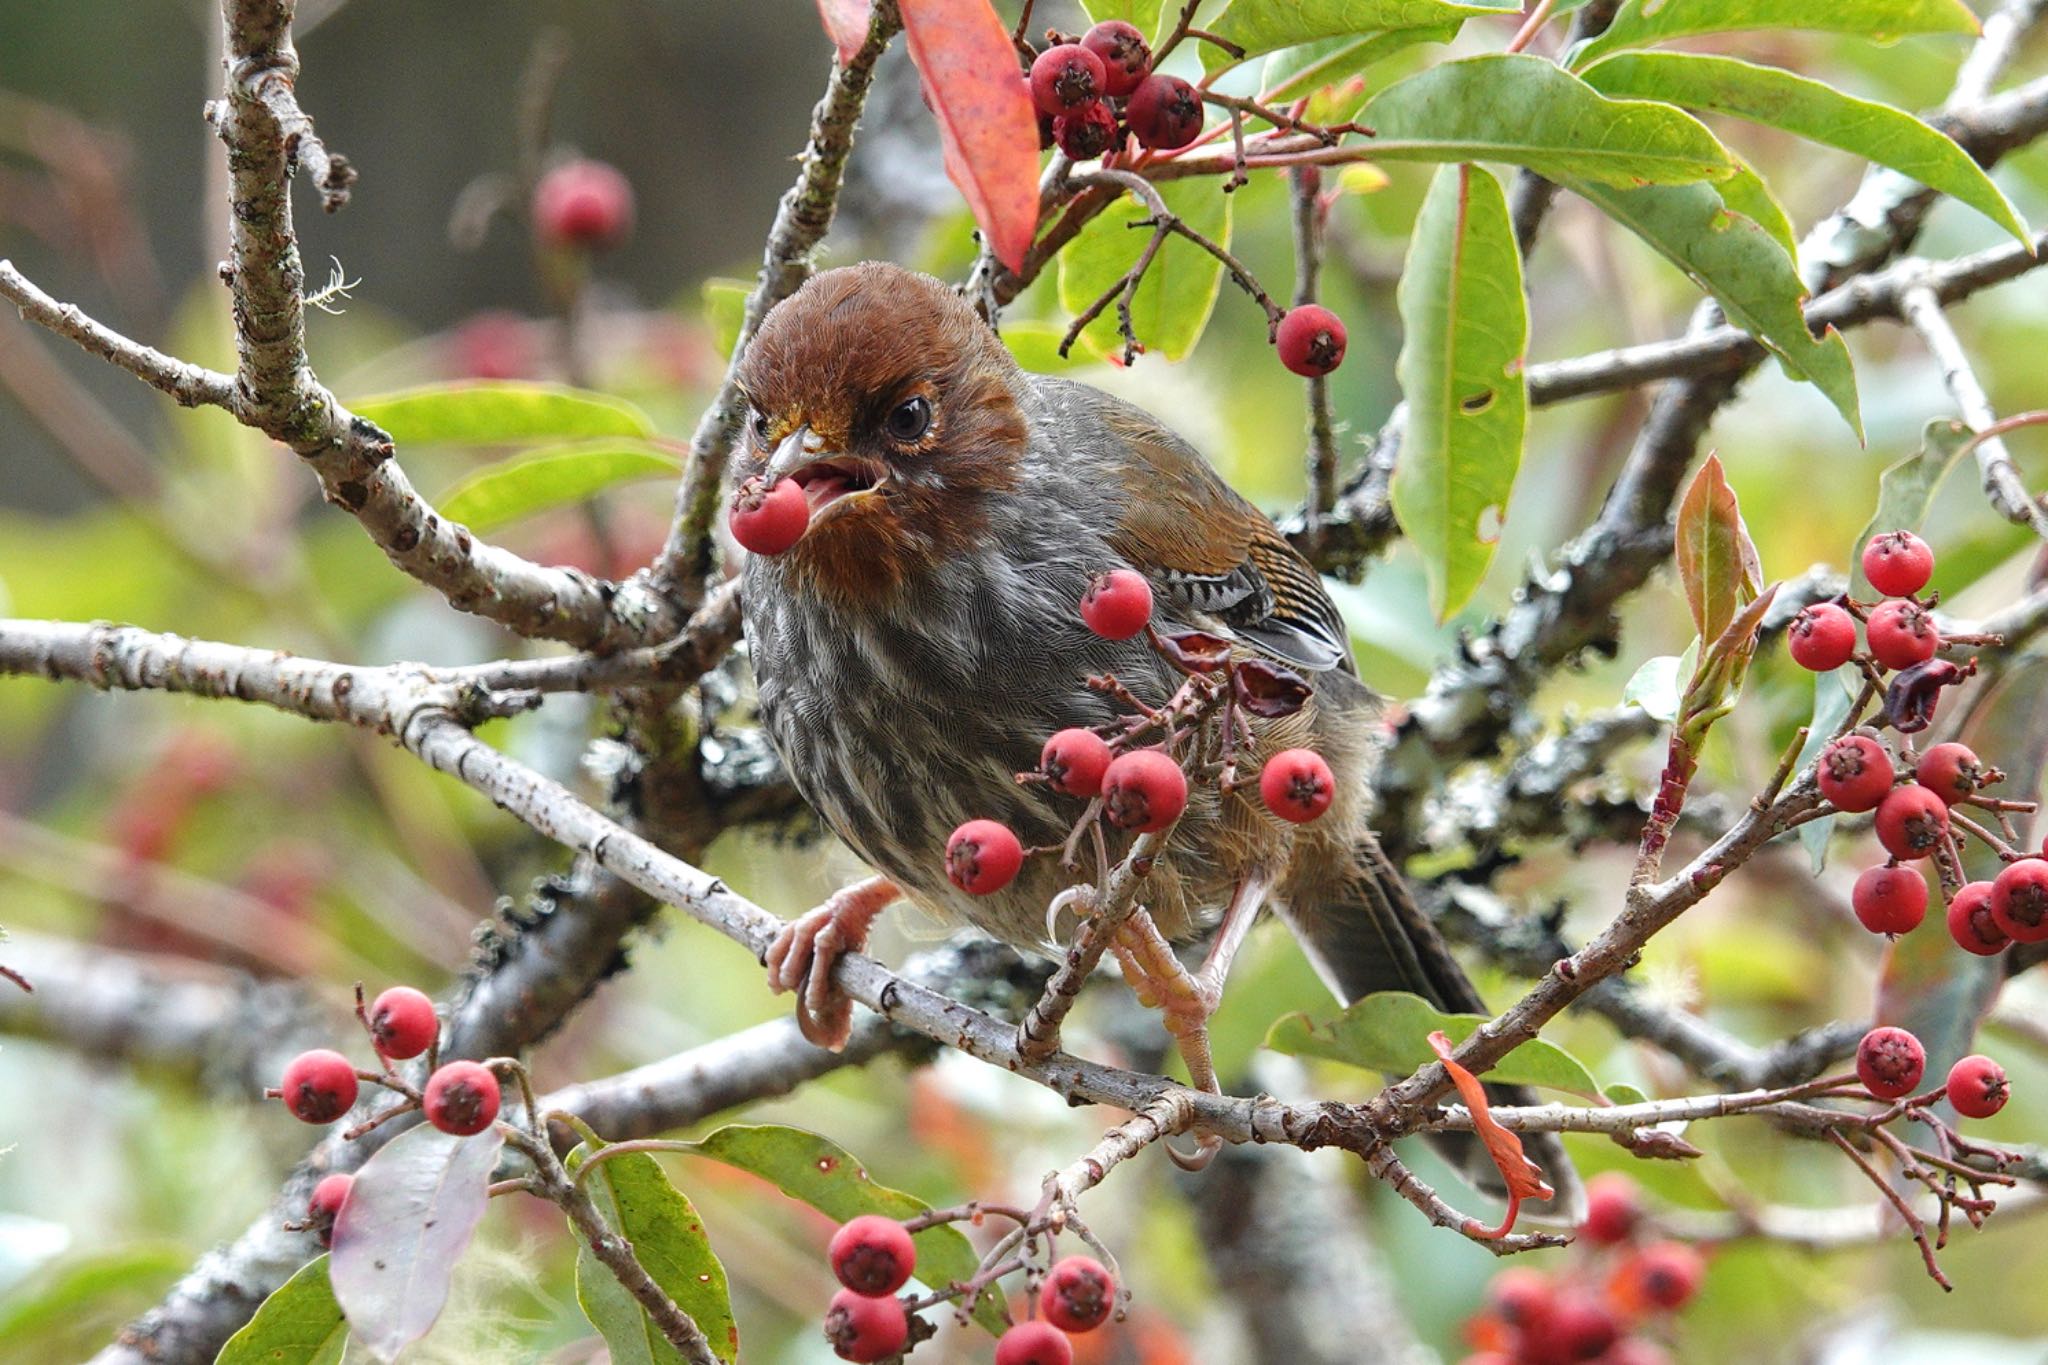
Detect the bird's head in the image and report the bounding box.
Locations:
[734,262,1028,602]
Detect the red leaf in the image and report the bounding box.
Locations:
[1428,1030,1553,1239]
[899,0,1040,272]
[815,0,871,64]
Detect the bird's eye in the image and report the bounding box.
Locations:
[750,410,772,445]
[885,395,932,443]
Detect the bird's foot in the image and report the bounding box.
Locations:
[765,875,898,1051]
[1110,913,1225,1172]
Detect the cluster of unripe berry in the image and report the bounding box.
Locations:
[1854,1025,2010,1117]
[819,1214,1114,1362]
[268,985,503,1245]
[943,567,1337,897]
[1461,1173,1701,1364]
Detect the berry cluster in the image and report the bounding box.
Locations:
[1461,1174,1700,1364]
[1853,1025,2010,1118]
[268,984,506,1243]
[816,1211,1114,1362]
[1030,23,1200,160]
[944,568,1337,897]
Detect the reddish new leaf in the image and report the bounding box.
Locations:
[1674,454,1762,645]
[900,0,1040,272]
[815,0,872,64]
[1428,1030,1553,1239]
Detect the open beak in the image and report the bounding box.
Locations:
[763,424,888,521]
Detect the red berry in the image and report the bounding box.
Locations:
[1916,742,1984,805]
[1816,735,1894,813]
[829,1215,917,1297]
[1856,1025,1925,1100]
[1580,1172,1643,1246]
[308,1172,354,1248]
[1030,43,1106,115]
[1990,857,2048,944]
[1101,749,1189,833]
[1947,880,2011,955]
[1851,863,1928,935]
[1260,748,1336,823]
[1040,1256,1114,1334]
[1485,1266,1556,1328]
[1525,1293,1618,1362]
[1080,568,1153,639]
[1862,530,1935,598]
[533,159,634,251]
[1945,1054,2009,1119]
[279,1050,359,1124]
[368,986,438,1060]
[946,819,1024,895]
[1787,603,1857,672]
[824,1287,909,1362]
[729,476,811,557]
[1125,74,1204,151]
[1275,304,1348,377]
[1040,728,1114,797]
[1052,99,1119,161]
[1874,784,1947,861]
[997,1319,1074,1365]
[1081,20,1151,97]
[1865,599,1939,670]
[1614,1241,1704,1313]
[423,1060,501,1136]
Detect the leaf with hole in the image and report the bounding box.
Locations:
[1393,163,1528,620]
[349,382,657,445]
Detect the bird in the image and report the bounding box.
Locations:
[734,260,1573,1202]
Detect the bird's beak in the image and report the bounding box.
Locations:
[763,424,825,485]
[760,422,889,522]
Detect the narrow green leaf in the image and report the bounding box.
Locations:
[1570,0,1980,70]
[701,279,749,361]
[1563,177,1862,437]
[1848,418,1975,597]
[435,441,682,533]
[1716,160,1798,258]
[570,1148,740,1365]
[1393,164,1528,620]
[1265,991,1605,1097]
[1081,0,1166,44]
[1256,26,1461,101]
[1056,178,1231,362]
[673,1125,1005,1336]
[1582,53,2028,245]
[349,382,657,445]
[1207,0,1513,70]
[1674,454,1762,645]
[215,1256,347,1365]
[1358,55,1735,187]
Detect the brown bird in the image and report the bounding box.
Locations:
[736,261,1572,1200]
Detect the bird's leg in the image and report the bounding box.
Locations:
[1108,866,1275,1171]
[765,875,898,1051]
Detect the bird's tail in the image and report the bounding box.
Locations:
[1279,832,1584,1223]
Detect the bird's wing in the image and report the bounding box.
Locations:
[1075,388,1355,676]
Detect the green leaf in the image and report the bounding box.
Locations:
[436,441,683,533]
[1602,1082,1650,1108]
[1082,0,1167,44]
[0,1243,189,1344]
[1255,26,1462,100]
[1570,0,1980,70]
[1357,55,1735,187]
[1265,991,1605,1097]
[348,381,657,446]
[570,1148,740,1365]
[1207,0,1513,70]
[215,1256,347,1365]
[1393,164,1528,620]
[1848,418,1975,597]
[1623,652,1687,723]
[999,321,1095,373]
[672,1125,1005,1336]
[1581,53,2028,245]
[1674,454,1762,645]
[1716,160,1797,258]
[1797,666,1861,874]
[701,279,750,361]
[1678,582,1779,750]
[1057,178,1231,362]
[1561,177,1862,436]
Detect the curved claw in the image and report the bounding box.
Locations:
[1163,1132,1223,1172]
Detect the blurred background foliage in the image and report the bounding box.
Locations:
[2,1,2048,1361]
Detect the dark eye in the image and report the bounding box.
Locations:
[750,410,772,445]
[885,395,932,443]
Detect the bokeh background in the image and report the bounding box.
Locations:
[4,1,2048,1361]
